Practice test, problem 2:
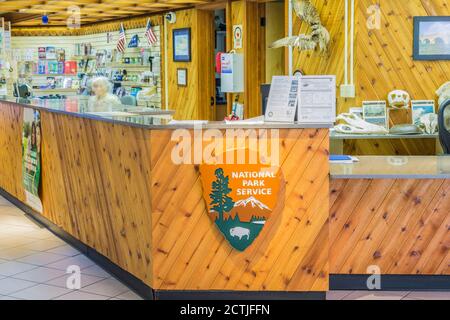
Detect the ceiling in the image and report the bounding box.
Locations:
[0,0,227,27]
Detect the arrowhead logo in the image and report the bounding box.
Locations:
[200,159,281,252]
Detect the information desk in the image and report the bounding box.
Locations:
[330,156,449,290]
[0,97,331,299]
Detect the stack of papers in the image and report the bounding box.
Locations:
[329,155,360,164]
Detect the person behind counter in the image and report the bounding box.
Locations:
[88,76,121,112]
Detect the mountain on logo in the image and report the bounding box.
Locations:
[234,196,270,210]
[229,196,271,223]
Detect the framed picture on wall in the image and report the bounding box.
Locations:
[177,68,187,86]
[413,16,450,60]
[173,28,191,62]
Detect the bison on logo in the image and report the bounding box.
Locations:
[200,157,281,251]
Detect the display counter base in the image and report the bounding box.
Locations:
[330,274,450,291]
[153,290,326,300]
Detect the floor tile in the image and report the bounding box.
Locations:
[10,284,72,300]
[343,291,410,300]
[55,291,110,300]
[0,261,37,276]
[405,291,450,300]
[21,239,65,251]
[46,273,105,289]
[46,254,95,271]
[0,237,37,250]
[0,277,37,295]
[81,265,111,278]
[21,229,56,240]
[0,215,38,228]
[13,267,66,283]
[0,197,13,206]
[0,295,22,300]
[82,278,129,297]
[46,245,80,257]
[17,252,67,266]
[326,290,354,300]
[115,290,143,300]
[0,247,39,260]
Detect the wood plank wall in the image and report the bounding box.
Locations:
[149,128,330,291]
[166,8,215,121]
[290,0,450,155]
[330,178,449,275]
[229,0,266,119]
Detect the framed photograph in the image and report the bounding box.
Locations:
[173,28,191,62]
[413,16,450,60]
[362,101,388,128]
[411,100,435,125]
[177,68,187,87]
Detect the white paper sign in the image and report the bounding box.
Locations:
[297,75,336,123]
[233,25,243,49]
[265,76,299,123]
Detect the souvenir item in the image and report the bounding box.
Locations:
[418,113,438,134]
[437,81,450,107]
[128,34,139,48]
[334,113,389,134]
[389,124,422,135]
[388,90,410,109]
[270,0,330,54]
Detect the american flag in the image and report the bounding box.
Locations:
[116,23,126,53]
[145,19,158,46]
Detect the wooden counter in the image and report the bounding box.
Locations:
[330,157,449,287]
[0,99,330,297]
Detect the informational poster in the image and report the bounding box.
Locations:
[233,24,243,49]
[22,108,43,213]
[297,75,336,123]
[264,76,299,123]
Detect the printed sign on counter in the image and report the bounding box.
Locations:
[22,108,43,213]
[265,76,299,123]
[297,75,336,123]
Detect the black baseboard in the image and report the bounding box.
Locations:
[154,290,326,300]
[0,188,154,300]
[330,274,450,291]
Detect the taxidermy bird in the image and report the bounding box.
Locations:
[270,0,330,54]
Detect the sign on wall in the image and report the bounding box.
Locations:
[200,150,282,251]
[233,24,243,49]
[22,108,43,213]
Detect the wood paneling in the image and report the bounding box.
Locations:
[230,0,266,118]
[167,8,215,120]
[0,101,329,291]
[290,0,450,155]
[0,103,25,202]
[150,128,330,291]
[2,0,220,27]
[330,178,449,275]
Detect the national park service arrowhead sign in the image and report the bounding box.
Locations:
[200,157,281,252]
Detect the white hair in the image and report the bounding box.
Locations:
[91,76,113,93]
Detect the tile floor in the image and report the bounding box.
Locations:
[0,195,448,300]
[326,290,450,300]
[0,195,142,300]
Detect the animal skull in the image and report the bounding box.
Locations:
[334,113,389,134]
[388,90,410,109]
[418,113,438,134]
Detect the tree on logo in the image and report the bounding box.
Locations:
[209,168,234,222]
